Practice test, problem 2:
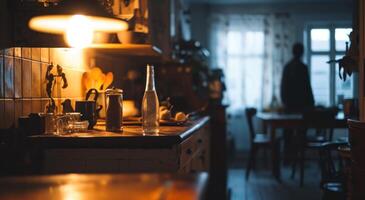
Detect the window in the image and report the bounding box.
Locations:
[224,30,265,109]
[307,26,353,106]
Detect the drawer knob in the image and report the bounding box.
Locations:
[186,149,192,155]
[197,139,203,144]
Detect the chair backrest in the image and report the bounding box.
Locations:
[318,141,347,185]
[245,108,257,144]
[303,108,337,140]
[303,108,337,128]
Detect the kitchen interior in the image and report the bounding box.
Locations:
[0,0,365,200]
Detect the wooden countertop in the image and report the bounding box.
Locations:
[29,116,210,149]
[0,173,208,200]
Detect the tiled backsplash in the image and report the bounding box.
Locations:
[0,47,87,129]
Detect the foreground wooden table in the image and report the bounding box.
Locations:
[256,112,347,181]
[0,173,208,200]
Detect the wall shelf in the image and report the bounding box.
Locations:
[88,44,162,57]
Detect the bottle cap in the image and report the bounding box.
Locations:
[105,87,123,95]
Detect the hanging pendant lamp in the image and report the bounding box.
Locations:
[29,0,128,48]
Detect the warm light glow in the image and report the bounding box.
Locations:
[123,100,138,117]
[50,48,86,71]
[29,14,128,47]
[65,15,93,48]
[60,183,84,200]
[29,15,128,33]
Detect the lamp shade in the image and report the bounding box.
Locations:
[29,0,128,34]
[28,0,128,48]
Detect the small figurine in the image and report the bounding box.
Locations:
[45,63,54,99]
[57,64,68,89]
[45,63,69,113]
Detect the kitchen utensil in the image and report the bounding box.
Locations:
[75,88,102,129]
[86,88,102,119]
[97,90,106,118]
[102,72,114,90]
[90,67,103,88]
[75,101,96,129]
[90,67,103,81]
[95,73,105,91]
[82,72,92,91]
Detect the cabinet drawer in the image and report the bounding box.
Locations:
[180,137,196,167]
[179,123,210,169]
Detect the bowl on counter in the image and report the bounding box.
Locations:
[117,31,148,44]
[93,32,111,44]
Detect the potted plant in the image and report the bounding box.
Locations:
[328,30,359,81]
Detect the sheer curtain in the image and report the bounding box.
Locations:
[264,13,296,108]
[209,13,295,112]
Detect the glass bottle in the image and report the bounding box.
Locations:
[142,64,159,135]
[105,88,123,132]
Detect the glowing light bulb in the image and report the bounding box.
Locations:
[65,15,94,48]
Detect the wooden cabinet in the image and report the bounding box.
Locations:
[29,117,210,174]
[147,0,173,58]
[0,0,12,48]
[179,122,210,173]
[359,0,365,120]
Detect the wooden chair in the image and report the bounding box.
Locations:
[318,141,347,200]
[245,108,280,180]
[291,108,337,186]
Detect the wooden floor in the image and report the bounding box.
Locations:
[228,161,321,200]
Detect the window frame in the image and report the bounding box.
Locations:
[306,23,352,106]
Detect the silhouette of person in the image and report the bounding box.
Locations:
[280,43,314,113]
[280,43,315,165]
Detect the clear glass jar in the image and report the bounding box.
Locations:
[105,88,123,132]
[44,113,55,135]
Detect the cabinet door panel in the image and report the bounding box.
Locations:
[85,160,120,173]
[44,159,85,173]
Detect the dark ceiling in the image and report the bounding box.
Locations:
[187,0,349,4]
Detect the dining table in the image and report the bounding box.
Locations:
[256,112,348,181]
